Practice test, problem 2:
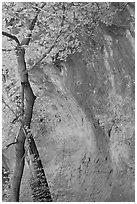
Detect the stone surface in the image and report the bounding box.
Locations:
[2,4,135,202]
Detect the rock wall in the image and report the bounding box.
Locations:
[3,4,135,202]
[21,4,134,201]
[29,76,113,202]
[25,18,134,200]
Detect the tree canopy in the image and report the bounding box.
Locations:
[2,2,131,64]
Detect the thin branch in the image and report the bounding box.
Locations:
[2,31,20,45]
[28,34,61,71]
[80,2,92,9]
[6,11,26,24]
[27,26,75,71]
[3,97,23,125]
[11,113,23,124]
[2,97,17,117]
[27,4,67,71]
[121,3,129,11]
[2,48,13,52]
[31,5,48,14]
[3,142,18,150]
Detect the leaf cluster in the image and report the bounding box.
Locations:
[2,2,131,63]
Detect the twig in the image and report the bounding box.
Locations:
[11,113,23,124]
[31,5,48,14]
[28,7,68,71]
[2,31,20,45]
[31,37,59,69]
[3,142,18,150]
[2,97,17,117]
[2,48,13,52]
[3,97,23,124]
[121,3,129,11]
[6,11,26,24]
[80,2,93,9]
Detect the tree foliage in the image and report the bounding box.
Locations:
[2,2,130,64]
[2,2,130,121]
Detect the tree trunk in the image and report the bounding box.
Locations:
[10,45,52,201]
[27,137,52,201]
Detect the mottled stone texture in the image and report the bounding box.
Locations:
[21,5,134,202]
[4,5,134,202]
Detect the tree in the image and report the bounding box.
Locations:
[2,3,52,202]
[2,2,132,201]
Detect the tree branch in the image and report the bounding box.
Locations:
[3,142,18,150]
[31,5,48,14]
[25,4,67,72]
[6,11,26,24]
[25,34,61,73]
[21,3,46,46]
[2,97,23,124]
[26,25,76,72]
[31,38,59,68]
[2,48,13,52]
[2,97,17,118]
[2,31,20,45]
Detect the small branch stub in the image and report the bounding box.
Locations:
[21,81,29,87]
[15,45,25,56]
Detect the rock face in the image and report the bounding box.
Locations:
[29,76,112,202]
[3,4,134,202]
[27,8,134,200]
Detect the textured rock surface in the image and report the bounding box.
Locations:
[3,4,134,202]
[28,76,112,202]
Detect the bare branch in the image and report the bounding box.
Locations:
[21,3,46,46]
[27,34,61,72]
[2,31,20,45]
[80,2,93,9]
[3,142,18,150]
[121,3,129,11]
[2,48,13,52]
[11,113,23,124]
[2,97,23,125]
[26,4,67,71]
[2,97,17,117]
[31,5,48,14]
[31,23,79,68]
[6,11,26,24]
[32,41,58,68]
